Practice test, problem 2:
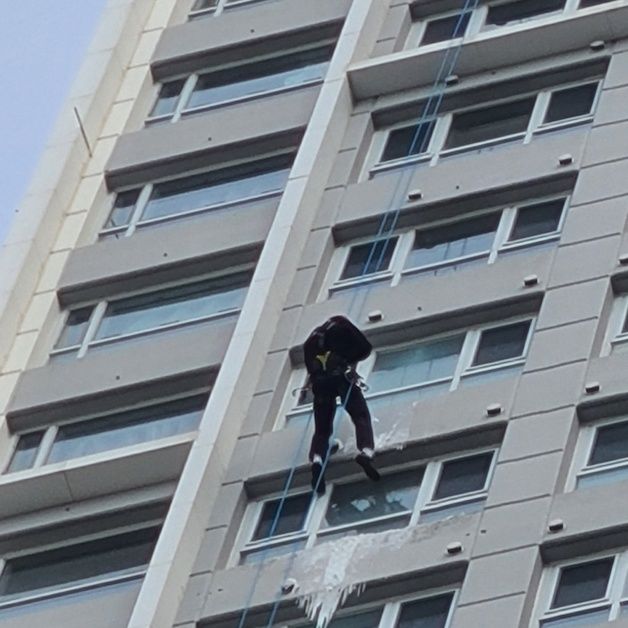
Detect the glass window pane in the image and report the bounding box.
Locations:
[341,238,398,280]
[95,272,251,340]
[405,214,499,270]
[141,155,292,223]
[46,395,206,464]
[473,320,530,366]
[544,83,598,124]
[589,421,628,466]
[149,80,185,118]
[486,0,565,26]
[542,608,611,627]
[323,470,422,528]
[509,199,564,241]
[192,0,218,10]
[0,527,159,598]
[369,335,464,393]
[300,609,383,628]
[55,307,93,350]
[551,558,613,608]
[396,592,454,628]
[381,120,436,162]
[186,46,332,111]
[445,97,535,150]
[421,13,471,45]
[104,189,140,229]
[252,494,311,541]
[579,0,614,8]
[6,432,45,473]
[433,452,493,500]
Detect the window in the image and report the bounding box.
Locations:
[102,152,293,236]
[535,551,628,626]
[0,526,159,606]
[3,394,207,474]
[484,0,566,29]
[52,270,251,358]
[282,318,534,431]
[580,0,616,6]
[188,0,270,19]
[571,417,628,490]
[298,591,456,628]
[238,451,495,564]
[328,196,568,295]
[147,42,333,123]
[420,12,472,46]
[369,81,600,175]
[604,295,628,356]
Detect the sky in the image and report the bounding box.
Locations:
[0,1,107,245]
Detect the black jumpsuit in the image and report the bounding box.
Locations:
[303,316,375,462]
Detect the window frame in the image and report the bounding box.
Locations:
[2,390,208,476]
[365,79,601,178]
[145,39,334,124]
[0,521,160,610]
[602,294,628,357]
[534,549,628,626]
[325,195,568,298]
[188,0,272,20]
[278,316,535,431]
[233,449,497,567]
[100,148,294,238]
[50,265,253,360]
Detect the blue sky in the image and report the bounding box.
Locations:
[0,1,107,245]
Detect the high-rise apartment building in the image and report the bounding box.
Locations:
[0,0,628,626]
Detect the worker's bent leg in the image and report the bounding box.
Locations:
[342,381,375,452]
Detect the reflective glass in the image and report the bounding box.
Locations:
[95,272,251,340]
[589,421,628,466]
[397,592,453,628]
[46,395,206,464]
[509,199,564,241]
[473,321,530,366]
[300,609,383,628]
[381,120,436,162]
[6,432,44,473]
[341,238,398,280]
[433,452,493,500]
[192,0,218,9]
[141,155,292,223]
[186,46,332,111]
[369,335,464,393]
[485,0,565,27]
[252,494,311,540]
[445,97,535,150]
[149,80,185,118]
[104,189,140,229]
[323,470,422,528]
[551,558,613,608]
[54,307,93,350]
[541,608,610,627]
[0,527,158,598]
[405,214,499,270]
[421,13,471,45]
[579,0,615,6]
[544,83,598,124]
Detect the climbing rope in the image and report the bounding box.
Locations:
[236,4,479,626]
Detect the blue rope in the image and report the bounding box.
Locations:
[236,4,479,626]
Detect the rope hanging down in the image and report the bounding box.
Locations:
[236,4,479,627]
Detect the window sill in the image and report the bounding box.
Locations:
[369,153,431,178]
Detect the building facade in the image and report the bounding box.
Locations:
[0,0,627,626]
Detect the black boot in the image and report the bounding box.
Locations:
[356,451,380,481]
[311,461,326,495]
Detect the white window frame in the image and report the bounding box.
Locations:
[232,449,497,567]
[0,521,160,610]
[364,80,601,179]
[324,196,568,299]
[188,0,273,19]
[50,266,252,360]
[1,389,208,477]
[99,149,293,239]
[277,316,535,431]
[533,549,628,626]
[271,586,460,628]
[567,414,628,492]
[602,294,628,357]
[145,39,333,125]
